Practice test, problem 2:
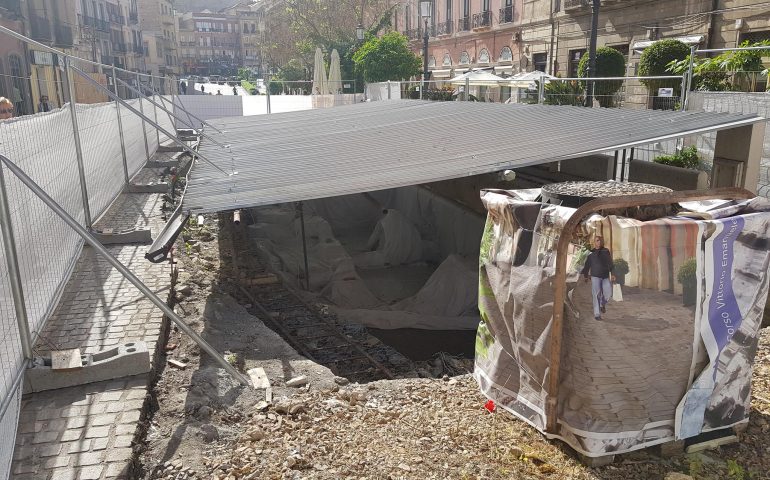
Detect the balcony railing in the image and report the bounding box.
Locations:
[112,42,127,53]
[437,20,453,36]
[79,15,109,33]
[29,15,52,41]
[499,5,513,24]
[472,10,492,29]
[129,11,138,24]
[131,44,144,55]
[54,24,74,47]
[108,13,125,25]
[101,54,114,65]
[564,0,588,9]
[458,16,470,32]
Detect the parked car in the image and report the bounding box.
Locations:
[201,76,210,83]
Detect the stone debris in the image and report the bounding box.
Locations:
[286,375,309,387]
[168,358,187,369]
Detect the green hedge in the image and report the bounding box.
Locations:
[639,39,690,94]
[578,47,626,107]
[653,146,700,169]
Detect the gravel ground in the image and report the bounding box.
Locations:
[137,214,770,480]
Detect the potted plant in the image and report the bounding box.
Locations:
[613,258,630,285]
[678,258,697,306]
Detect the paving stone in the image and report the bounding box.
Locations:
[44,455,71,469]
[104,447,133,463]
[119,410,141,424]
[85,426,111,439]
[32,430,60,444]
[113,434,133,448]
[91,413,118,426]
[38,443,63,457]
[66,439,92,454]
[12,461,36,474]
[92,436,110,451]
[74,451,105,466]
[61,429,83,442]
[80,464,106,480]
[105,461,130,479]
[49,468,78,480]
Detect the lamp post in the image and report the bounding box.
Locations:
[356,24,364,42]
[584,0,600,107]
[420,1,432,98]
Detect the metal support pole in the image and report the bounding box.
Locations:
[387,80,392,100]
[150,76,160,146]
[584,0,600,107]
[0,161,33,360]
[422,18,429,101]
[683,45,696,112]
[0,154,251,387]
[127,77,221,133]
[112,67,130,187]
[266,75,272,114]
[620,149,627,182]
[298,202,310,290]
[538,75,545,104]
[61,57,93,229]
[136,72,151,162]
[465,77,470,101]
[613,150,619,180]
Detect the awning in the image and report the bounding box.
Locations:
[632,35,705,52]
[495,65,514,76]
[430,69,453,78]
[182,101,763,214]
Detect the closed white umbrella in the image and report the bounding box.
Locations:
[328,49,343,95]
[509,70,555,88]
[312,47,327,95]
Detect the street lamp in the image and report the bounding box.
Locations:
[356,24,365,42]
[420,1,432,94]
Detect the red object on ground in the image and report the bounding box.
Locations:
[484,399,496,413]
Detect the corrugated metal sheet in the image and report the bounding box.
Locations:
[183,101,763,213]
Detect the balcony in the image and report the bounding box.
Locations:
[129,11,138,24]
[131,44,144,55]
[79,15,109,33]
[108,13,125,25]
[458,16,470,32]
[101,54,114,65]
[437,20,453,36]
[54,24,74,47]
[162,15,174,26]
[472,11,492,29]
[499,5,513,24]
[405,28,420,40]
[29,15,52,42]
[564,0,588,10]
[112,42,128,53]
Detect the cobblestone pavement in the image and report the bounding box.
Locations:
[11,165,171,480]
[562,284,695,433]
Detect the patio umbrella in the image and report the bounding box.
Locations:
[328,49,343,94]
[312,47,327,95]
[508,70,555,88]
[448,70,506,86]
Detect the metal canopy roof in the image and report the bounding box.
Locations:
[183,101,763,214]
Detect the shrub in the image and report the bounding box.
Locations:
[578,47,627,107]
[613,258,630,275]
[653,146,700,169]
[639,39,690,94]
[543,79,584,106]
[677,258,697,285]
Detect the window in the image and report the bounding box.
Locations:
[428,55,436,67]
[482,0,490,12]
[533,52,547,72]
[459,51,470,65]
[446,0,451,22]
[463,0,469,17]
[568,48,585,77]
[478,49,490,64]
[499,46,513,62]
[739,30,770,44]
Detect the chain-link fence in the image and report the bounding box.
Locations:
[0,26,176,479]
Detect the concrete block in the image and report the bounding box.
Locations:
[157,144,184,152]
[91,229,152,245]
[127,182,169,194]
[25,342,151,394]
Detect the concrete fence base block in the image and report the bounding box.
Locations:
[145,160,178,169]
[128,182,169,194]
[157,145,185,152]
[24,342,151,393]
[92,228,153,244]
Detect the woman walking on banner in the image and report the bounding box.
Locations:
[581,236,616,320]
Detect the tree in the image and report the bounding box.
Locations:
[667,40,770,92]
[352,32,422,82]
[638,39,690,95]
[578,46,626,107]
[271,59,311,94]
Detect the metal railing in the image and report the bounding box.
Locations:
[500,5,513,24]
[472,11,492,29]
[28,15,52,41]
[78,14,109,33]
[458,16,470,32]
[53,23,74,47]
[437,20,453,35]
[564,0,588,9]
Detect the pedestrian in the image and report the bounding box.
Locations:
[37,95,52,113]
[0,97,13,120]
[216,90,222,95]
[200,85,205,93]
[581,235,615,320]
[180,80,187,95]
[232,86,237,95]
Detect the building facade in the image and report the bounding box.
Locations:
[222,1,264,74]
[136,0,179,76]
[395,0,770,89]
[177,10,241,76]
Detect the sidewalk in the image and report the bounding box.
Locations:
[11,161,173,480]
